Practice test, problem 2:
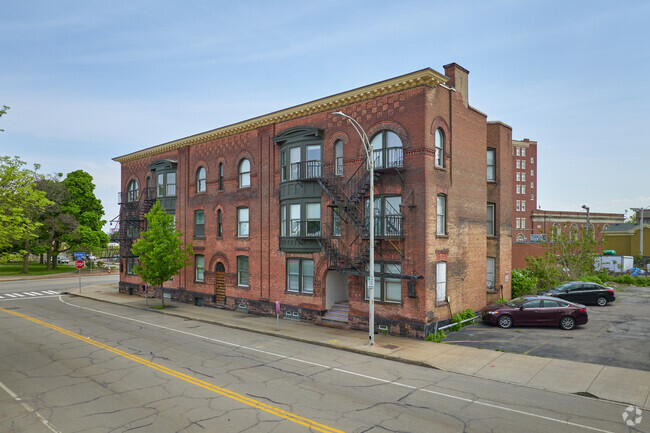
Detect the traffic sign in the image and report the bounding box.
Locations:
[75,260,85,269]
[74,252,86,260]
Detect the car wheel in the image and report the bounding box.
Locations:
[497,315,513,329]
[596,296,607,307]
[560,316,576,330]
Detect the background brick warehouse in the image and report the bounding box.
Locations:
[113,62,512,338]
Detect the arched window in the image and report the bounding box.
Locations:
[516,233,525,242]
[239,159,250,188]
[552,223,562,239]
[435,128,445,167]
[218,163,224,190]
[196,167,206,193]
[334,140,343,176]
[570,223,579,240]
[127,180,139,202]
[370,130,403,169]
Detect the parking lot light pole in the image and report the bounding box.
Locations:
[631,206,650,256]
[332,111,375,345]
[581,205,590,236]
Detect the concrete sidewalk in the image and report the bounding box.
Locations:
[70,282,650,411]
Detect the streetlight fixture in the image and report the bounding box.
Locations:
[630,206,650,257]
[332,111,375,345]
[581,205,590,236]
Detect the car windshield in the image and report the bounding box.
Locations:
[554,282,573,291]
[504,298,528,307]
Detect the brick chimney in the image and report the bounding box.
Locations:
[443,63,469,107]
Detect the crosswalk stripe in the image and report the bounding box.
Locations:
[5,294,18,298]
[42,290,60,295]
[25,292,40,296]
[10,293,25,297]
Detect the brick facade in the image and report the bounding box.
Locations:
[114,63,513,338]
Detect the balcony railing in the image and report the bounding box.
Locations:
[373,147,403,169]
[285,160,322,181]
[288,219,322,238]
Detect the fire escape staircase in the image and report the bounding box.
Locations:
[316,162,421,281]
[114,188,156,257]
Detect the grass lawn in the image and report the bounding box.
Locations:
[0,263,78,276]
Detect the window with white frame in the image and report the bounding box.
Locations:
[486,257,495,291]
[127,180,139,202]
[157,171,176,197]
[237,256,249,286]
[487,148,496,181]
[239,159,250,188]
[516,185,521,194]
[487,203,495,236]
[522,185,526,194]
[195,255,205,282]
[522,160,526,169]
[531,169,534,176]
[522,148,526,157]
[287,258,313,294]
[237,207,249,237]
[195,210,205,238]
[435,129,445,168]
[516,218,521,229]
[436,262,447,303]
[521,201,526,211]
[531,194,534,200]
[521,218,526,229]
[196,167,206,193]
[332,207,342,237]
[334,140,343,176]
[218,163,224,190]
[521,172,526,182]
[437,194,447,235]
[531,156,534,163]
[516,172,520,181]
[516,147,520,156]
[370,130,403,169]
[531,181,534,188]
[516,200,521,211]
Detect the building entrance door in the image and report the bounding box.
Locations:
[215,262,226,304]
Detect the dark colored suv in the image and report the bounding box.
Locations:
[541,281,615,306]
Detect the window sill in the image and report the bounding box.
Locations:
[195,280,205,284]
[436,234,449,238]
[236,285,250,289]
[435,301,448,307]
[487,180,497,183]
[285,291,314,296]
[434,165,447,172]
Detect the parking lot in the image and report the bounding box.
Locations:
[443,285,650,371]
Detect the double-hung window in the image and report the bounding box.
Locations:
[436,262,447,303]
[239,159,250,188]
[287,258,313,294]
[281,202,321,237]
[281,145,322,181]
[195,210,205,238]
[437,194,447,235]
[487,203,495,236]
[487,149,496,181]
[195,255,205,282]
[435,129,445,168]
[237,207,249,237]
[366,263,401,302]
[365,196,402,237]
[334,140,343,176]
[486,257,495,291]
[237,256,249,286]
[196,167,206,193]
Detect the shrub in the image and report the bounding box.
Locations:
[579,275,604,285]
[511,269,539,298]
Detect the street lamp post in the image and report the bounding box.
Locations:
[631,206,650,257]
[332,111,375,345]
[581,205,590,236]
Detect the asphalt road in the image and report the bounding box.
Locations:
[444,285,650,371]
[0,279,645,432]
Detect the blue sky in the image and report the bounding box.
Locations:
[1,0,649,229]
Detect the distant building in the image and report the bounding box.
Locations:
[602,223,650,257]
[510,140,624,269]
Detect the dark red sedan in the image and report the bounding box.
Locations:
[481,296,588,330]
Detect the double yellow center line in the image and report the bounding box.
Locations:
[0,306,344,433]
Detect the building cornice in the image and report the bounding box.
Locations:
[113,68,449,164]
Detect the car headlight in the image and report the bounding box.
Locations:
[484,311,498,315]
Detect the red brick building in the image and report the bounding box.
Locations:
[511,139,538,242]
[113,63,513,338]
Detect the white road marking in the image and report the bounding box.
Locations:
[57,296,618,433]
[0,379,62,433]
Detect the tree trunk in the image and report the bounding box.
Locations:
[161,287,166,308]
[21,239,29,274]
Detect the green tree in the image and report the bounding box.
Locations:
[524,224,600,290]
[58,170,109,266]
[131,201,193,307]
[0,156,52,271]
[0,105,8,132]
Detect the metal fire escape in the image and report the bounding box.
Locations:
[111,187,156,261]
[314,150,422,281]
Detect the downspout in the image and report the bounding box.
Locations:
[448,87,453,185]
